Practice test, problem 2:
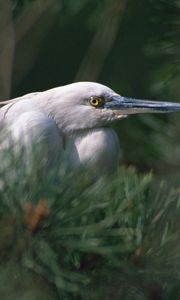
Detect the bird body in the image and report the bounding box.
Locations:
[0,83,120,177]
[0,82,180,180]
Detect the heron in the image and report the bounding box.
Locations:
[0,81,180,180]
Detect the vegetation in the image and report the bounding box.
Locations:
[0,0,179,299]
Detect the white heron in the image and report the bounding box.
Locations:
[0,82,180,179]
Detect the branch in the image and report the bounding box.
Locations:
[74,0,128,82]
[0,0,15,100]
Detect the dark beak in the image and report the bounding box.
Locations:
[105,95,180,114]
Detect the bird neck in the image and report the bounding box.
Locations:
[63,127,120,177]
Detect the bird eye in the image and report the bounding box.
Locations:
[89,97,104,108]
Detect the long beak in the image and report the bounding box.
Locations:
[105,95,180,115]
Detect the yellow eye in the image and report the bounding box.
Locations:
[89,97,104,108]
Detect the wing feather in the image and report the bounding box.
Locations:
[0,111,63,188]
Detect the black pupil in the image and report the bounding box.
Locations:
[92,98,99,104]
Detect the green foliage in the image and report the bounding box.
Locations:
[0,150,179,299]
[2,0,180,299]
[11,0,36,17]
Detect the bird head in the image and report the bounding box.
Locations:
[51,82,180,134]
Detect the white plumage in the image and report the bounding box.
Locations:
[0,81,180,180]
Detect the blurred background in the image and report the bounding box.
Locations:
[1,0,180,178]
[0,2,180,299]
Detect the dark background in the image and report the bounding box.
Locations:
[1,0,180,175]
